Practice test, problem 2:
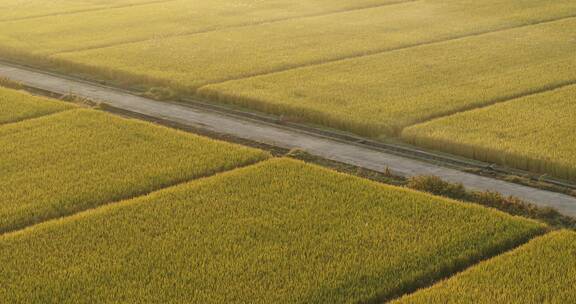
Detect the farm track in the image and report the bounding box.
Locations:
[0,0,177,23]
[53,0,418,55]
[196,14,576,89]
[1,61,576,217]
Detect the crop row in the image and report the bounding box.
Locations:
[0,158,544,303]
[0,107,268,233]
[395,230,576,303]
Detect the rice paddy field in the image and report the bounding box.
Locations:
[395,230,576,303]
[0,159,545,303]
[199,19,576,136]
[199,18,576,136]
[21,0,576,87]
[0,0,162,22]
[0,0,402,23]
[0,0,410,57]
[0,86,74,125]
[0,107,268,233]
[0,0,575,180]
[402,85,576,182]
[1,0,576,301]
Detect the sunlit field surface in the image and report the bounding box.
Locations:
[402,85,576,182]
[1,1,575,302]
[47,0,576,88]
[0,0,408,56]
[0,159,544,303]
[0,0,163,22]
[0,108,268,233]
[395,230,576,303]
[200,18,576,137]
[0,0,575,179]
[0,86,74,124]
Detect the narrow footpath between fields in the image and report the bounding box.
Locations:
[1,62,576,217]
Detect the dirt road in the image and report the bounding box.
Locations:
[1,62,575,216]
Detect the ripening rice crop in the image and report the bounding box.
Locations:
[0,0,159,22]
[394,230,576,303]
[0,86,74,124]
[46,0,576,90]
[0,0,410,57]
[0,108,269,233]
[402,85,576,182]
[198,17,576,137]
[0,158,544,303]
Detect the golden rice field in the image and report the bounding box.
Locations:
[1,0,575,180]
[0,0,162,22]
[395,230,576,303]
[402,85,576,182]
[0,86,74,124]
[200,18,576,137]
[2,1,575,301]
[0,0,408,57]
[0,159,544,303]
[0,108,268,233]
[41,0,575,89]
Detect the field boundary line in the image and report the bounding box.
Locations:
[0,107,77,129]
[377,229,551,303]
[0,152,270,237]
[0,159,270,240]
[402,79,576,130]
[0,0,177,23]
[196,14,576,89]
[53,0,418,55]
